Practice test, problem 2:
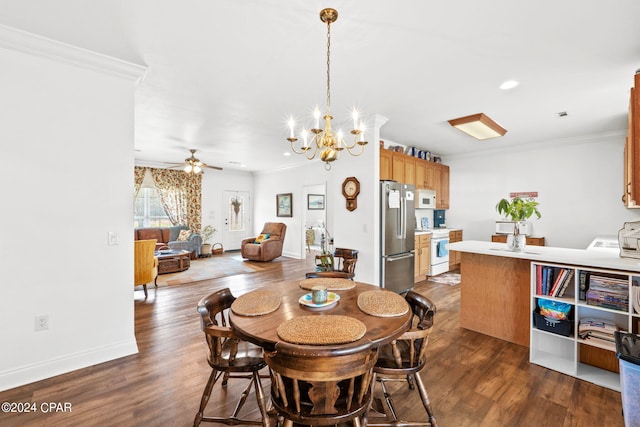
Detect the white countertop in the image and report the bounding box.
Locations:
[449,240,640,273]
[414,227,461,235]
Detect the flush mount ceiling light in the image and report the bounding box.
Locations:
[448,113,507,140]
[285,8,367,170]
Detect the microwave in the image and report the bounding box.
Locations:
[496,220,531,235]
[416,189,437,209]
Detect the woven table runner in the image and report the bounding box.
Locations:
[299,278,356,291]
[231,289,281,316]
[277,315,366,345]
[357,290,409,317]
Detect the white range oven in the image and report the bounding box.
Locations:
[429,229,450,276]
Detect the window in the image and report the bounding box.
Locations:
[134,187,171,228]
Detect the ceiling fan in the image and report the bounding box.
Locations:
[164,149,222,173]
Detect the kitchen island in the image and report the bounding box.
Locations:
[448,240,640,347]
[449,240,640,390]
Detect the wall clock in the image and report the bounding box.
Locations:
[342,176,360,211]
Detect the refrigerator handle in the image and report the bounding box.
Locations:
[400,196,405,238]
[386,252,414,261]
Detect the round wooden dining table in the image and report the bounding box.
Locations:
[229,278,412,351]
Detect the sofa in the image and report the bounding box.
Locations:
[134,225,202,259]
[241,222,287,262]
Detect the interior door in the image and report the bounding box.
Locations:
[222,190,251,251]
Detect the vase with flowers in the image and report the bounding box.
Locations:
[496,197,541,251]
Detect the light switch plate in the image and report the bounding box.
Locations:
[108,231,119,245]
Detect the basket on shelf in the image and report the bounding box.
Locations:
[212,243,224,255]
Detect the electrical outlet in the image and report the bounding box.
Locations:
[35,315,49,331]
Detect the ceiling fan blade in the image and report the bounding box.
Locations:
[204,164,223,171]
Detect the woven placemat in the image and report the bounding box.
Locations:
[231,289,281,316]
[299,278,356,291]
[357,290,409,317]
[277,315,366,345]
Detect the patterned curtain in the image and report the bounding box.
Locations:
[149,168,202,231]
[134,166,146,198]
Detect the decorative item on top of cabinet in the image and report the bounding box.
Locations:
[449,230,463,270]
[623,71,640,208]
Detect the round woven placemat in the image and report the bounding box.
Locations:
[231,289,281,316]
[277,315,366,345]
[357,290,409,317]
[299,278,356,291]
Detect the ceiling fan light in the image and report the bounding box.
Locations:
[193,165,202,174]
[184,165,192,173]
[448,113,507,140]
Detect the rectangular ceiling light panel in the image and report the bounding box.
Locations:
[448,113,507,140]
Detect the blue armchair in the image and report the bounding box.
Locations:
[167,225,203,258]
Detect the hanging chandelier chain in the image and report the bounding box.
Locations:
[285,8,368,169]
[326,21,331,114]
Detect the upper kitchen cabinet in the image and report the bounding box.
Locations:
[379,148,450,209]
[391,151,406,183]
[623,72,640,208]
[380,148,392,180]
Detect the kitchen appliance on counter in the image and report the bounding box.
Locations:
[429,228,450,276]
[380,181,415,293]
[619,221,640,259]
[496,220,532,235]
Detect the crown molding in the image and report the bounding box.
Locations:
[444,129,627,162]
[0,24,146,81]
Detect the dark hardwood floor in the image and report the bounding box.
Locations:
[0,253,624,426]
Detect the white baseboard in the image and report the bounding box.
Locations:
[0,339,138,392]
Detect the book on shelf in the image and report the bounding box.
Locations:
[584,274,629,311]
[550,268,567,297]
[579,270,590,300]
[536,266,574,297]
[556,269,574,298]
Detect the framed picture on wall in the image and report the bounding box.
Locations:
[307,194,325,210]
[276,193,293,217]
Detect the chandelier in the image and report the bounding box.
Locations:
[286,8,367,170]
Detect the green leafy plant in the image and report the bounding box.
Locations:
[496,197,541,234]
[200,225,217,243]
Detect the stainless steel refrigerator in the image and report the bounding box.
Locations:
[380,181,415,293]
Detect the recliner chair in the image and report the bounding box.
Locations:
[241,222,287,262]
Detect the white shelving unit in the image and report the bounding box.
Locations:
[530,262,640,391]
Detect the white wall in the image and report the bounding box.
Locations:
[0,27,144,391]
[200,168,254,248]
[446,133,640,249]
[252,114,385,284]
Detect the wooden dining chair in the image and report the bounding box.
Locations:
[194,288,270,427]
[264,341,378,427]
[368,291,438,427]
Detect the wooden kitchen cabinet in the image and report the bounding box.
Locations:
[623,72,640,208]
[380,148,392,180]
[380,148,450,208]
[449,229,463,270]
[414,234,431,283]
[414,160,426,189]
[491,234,546,246]
[437,164,450,209]
[391,153,405,183]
